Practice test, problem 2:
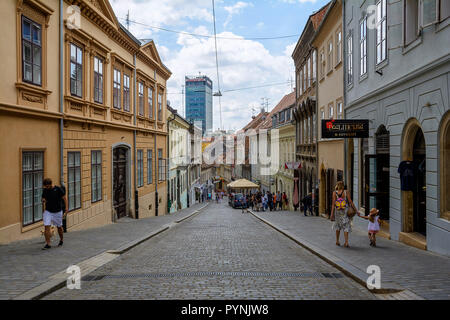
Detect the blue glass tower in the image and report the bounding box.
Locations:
[185,75,213,135]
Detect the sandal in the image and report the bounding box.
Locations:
[344,243,350,248]
[336,242,340,246]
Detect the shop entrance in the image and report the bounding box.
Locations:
[413,129,426,236]
[365,125,390,220]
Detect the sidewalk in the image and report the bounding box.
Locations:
[249,209,450,300]
[0,202,209,300]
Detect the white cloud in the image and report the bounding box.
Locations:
[164,31,294,131]
[223,2,253,28]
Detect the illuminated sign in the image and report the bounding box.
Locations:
[321,119,369,138]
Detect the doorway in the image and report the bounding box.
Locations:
[413,129,426,235]
[113,146,129,219]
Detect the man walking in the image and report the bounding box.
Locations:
[41,178,68,250]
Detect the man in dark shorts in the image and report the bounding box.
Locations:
[41,178,68,250]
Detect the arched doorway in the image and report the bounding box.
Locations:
[440,112,450,221]
[113,145,131,220]
[401,119,426,237]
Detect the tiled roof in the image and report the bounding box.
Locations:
[310,2,332,30]
[240,111,269,132]
[258,91,296,130]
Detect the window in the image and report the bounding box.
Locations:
[113,69,121,109]
[329,104,334,119]
[404,0,419,46]
[286,108,291,122]
[303,118,307,144]
[313,113,316,142]
[360,17,367,76]
[91,150,102,203]
[68,152,81,211]
[327,40,333,72]
[336,29,342,64]
[347,32,353,85]
[280,111,285,123]
[440,0,450,21]
[321,108,325,120]
[299,69,303,95]
[312,50,317,83]
[158,92,163,121]
[158,149,166,181]
[441,113,450,220]
[22,17,41,86]
[360,138,369,208]
[123,74,130,112]
[422,0,438,26]
[137,149,144,187]
[307,57,311,88]
[70,44,83,97]
[296,71,300,97]
[303,64,307,91]
[148,87,154,119]
[147,150,153,184]
[22,151,43,226]
[138,82,144,116]
[320,49,325,79]
[337,102,343,119]
[376,0,387,65]
[93,57,103,104]
[272,115,277,127]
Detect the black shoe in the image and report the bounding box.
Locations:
[42,244,51,250]
[58,240,63,247]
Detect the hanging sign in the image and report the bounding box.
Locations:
[321,119,369,138]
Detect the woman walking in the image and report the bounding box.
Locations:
[331,181,357,248]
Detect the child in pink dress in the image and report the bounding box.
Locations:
[358,208,382,247]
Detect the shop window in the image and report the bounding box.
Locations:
[68,152,81,211]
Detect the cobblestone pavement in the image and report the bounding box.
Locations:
[250,210,450,300]
[45,201,375,300]
[0,203,206,300]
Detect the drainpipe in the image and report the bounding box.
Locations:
[312,45,319,216]
[133,54,139,219]
[154,130,158,216]
[167,111,177,213]
[59,0,66,231]
[343,0,348,189]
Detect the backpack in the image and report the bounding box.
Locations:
[335,190,347,210]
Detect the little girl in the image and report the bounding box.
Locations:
[358,208,382,247]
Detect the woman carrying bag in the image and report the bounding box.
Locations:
[331,181,357,248]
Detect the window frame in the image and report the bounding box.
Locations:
[158,148,166,181]
[376,0,388,65]
[91,150,102,203]
[312,50,317,83]
[157,91,163,122]
[421,0,438,27]
[113,68,122,110]
[70,43,83,98]
[336,28,342,66]
[67,151,82,212]
[347,31,354,86]
[147,149,153,185]
[148,86,154,119]
[137,149,144,188]
[22,151,44,226]
[123,73,130,112]
[21,16,42,86]
[360,16,368,77]
[327,38,333,73]
[93,56,104,104]
[138,81,144,116]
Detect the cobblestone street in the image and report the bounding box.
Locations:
[45,201,375,300]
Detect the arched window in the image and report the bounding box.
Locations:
[440,112,450,220]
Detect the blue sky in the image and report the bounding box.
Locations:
[110,0,330,131]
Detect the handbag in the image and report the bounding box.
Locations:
[345,191,357,218]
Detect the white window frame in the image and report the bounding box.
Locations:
[360,17,367,76]
[347,31,353,85]
[376,0,387,65]
[336,28,342,65]
[312,50,317,83]
[420,0,438,27]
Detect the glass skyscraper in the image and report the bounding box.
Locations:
[185,75,213,135]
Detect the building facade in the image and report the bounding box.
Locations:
[343,0,450,255]
[293,3,330,214]
[185,75,213,135]
[167,106,190,213]
[312,0,345,218]
[0,0,170,243]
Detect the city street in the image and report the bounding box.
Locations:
[44,200,375,300]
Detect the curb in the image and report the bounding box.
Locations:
[248,210,406,295]
[12,203,209,300]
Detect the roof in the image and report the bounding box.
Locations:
[227,179,259,189]
[292,1,332,59]
[259,91,296,130]
[240,111,269,132]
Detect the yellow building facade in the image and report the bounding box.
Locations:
[312,0,345,217]
[0,0,170,243]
